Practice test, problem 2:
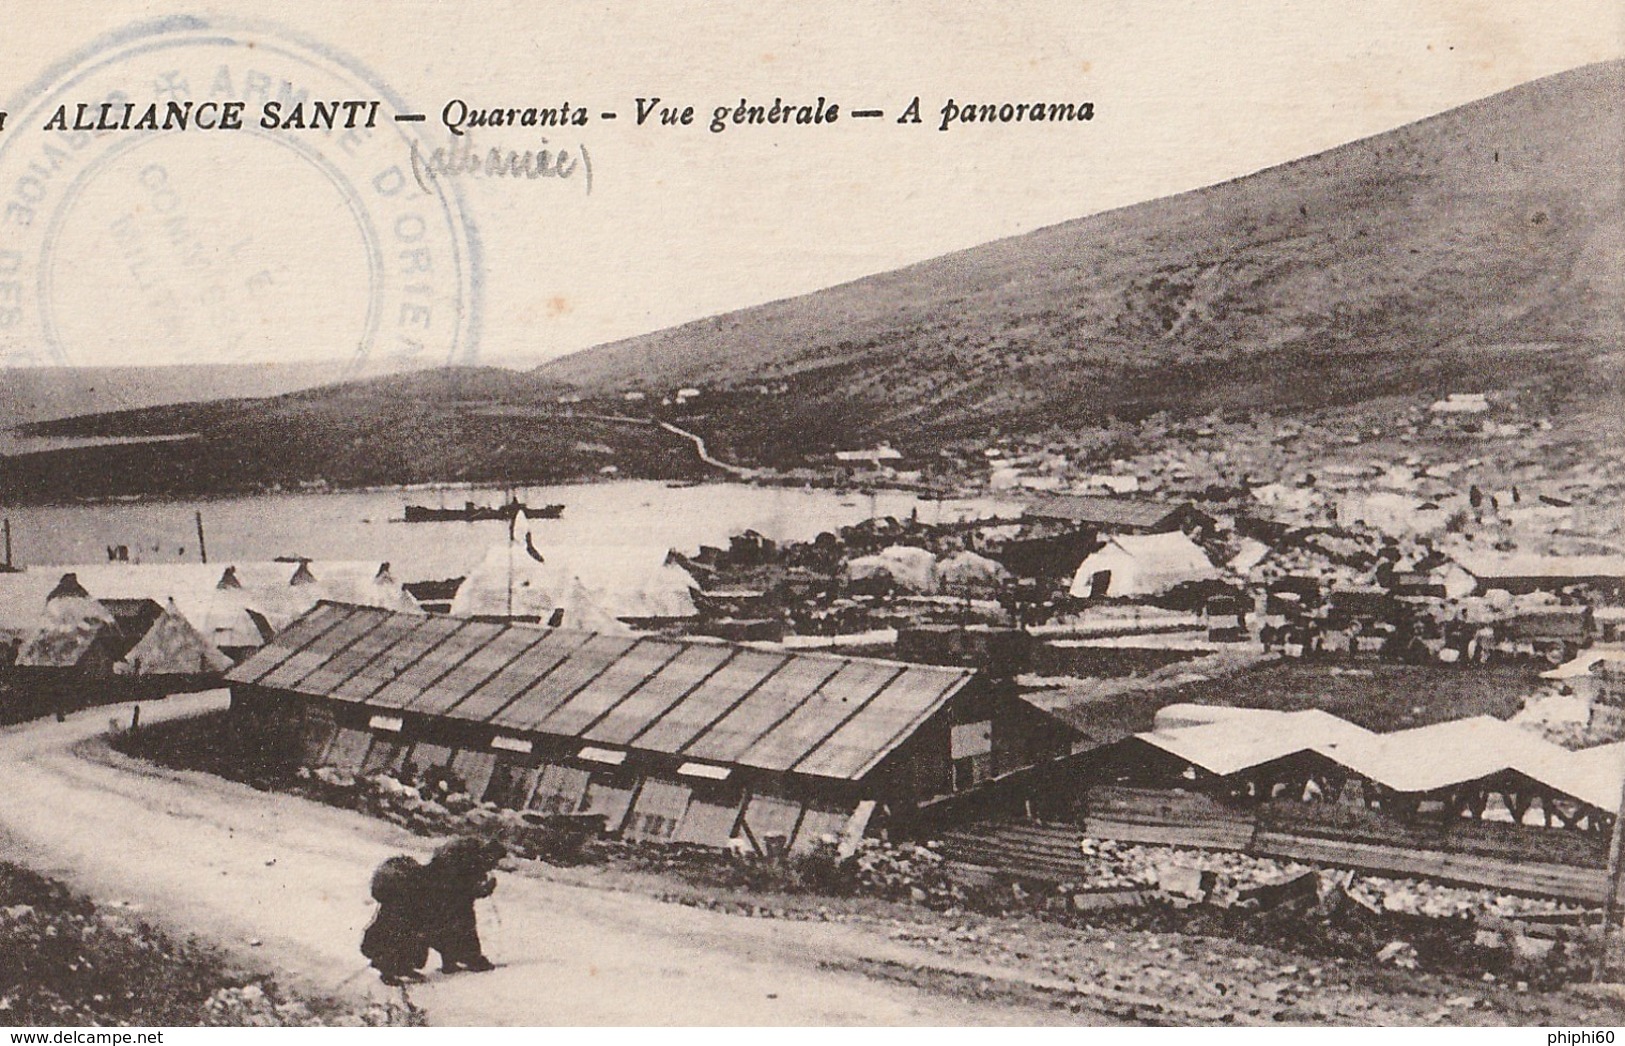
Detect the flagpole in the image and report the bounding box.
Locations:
[506,509,516,621]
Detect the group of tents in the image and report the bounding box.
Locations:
[447,511,700,630]
[0,561,422,715]
[0,513,708,714]
[844,532,1221,600]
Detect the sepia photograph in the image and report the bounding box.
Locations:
[0,0,1621,1031]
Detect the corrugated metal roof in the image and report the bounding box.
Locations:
[624,648,789,754]
[532,638,690,737]
[582,644,736,746]
[797,667,967,779]
[489,634,643,731]
[327,614,440,701]
[736,660,905,772]
[226,602,974,781]
[255,606,392,692]
[229,602,353,685]
[442,629,595,723]
[365,618,491,710]
[395,622,512,716]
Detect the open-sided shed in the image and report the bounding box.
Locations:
[1317,716,1618,831]
[1104,709,1374,801]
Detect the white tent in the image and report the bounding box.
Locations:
[1228,538,1273,575]
[118,598,233,676]
[0,561,416,643]
[846,545,939,593]
[1069,533,1219,598]
[937,550,1009,590]
[185,569,273,653]
[449,514,697,629]
[41,574,115,629]
[450,541,627,631]
[249,561,420,627]
[305,561,423,616]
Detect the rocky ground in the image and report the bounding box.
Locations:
[526,855,1624,1026]
[0,861,418,1027]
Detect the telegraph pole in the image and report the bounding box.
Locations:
[194,511,208,564]
[1594,753,1625,981]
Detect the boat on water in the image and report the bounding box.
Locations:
[403,499,565,523]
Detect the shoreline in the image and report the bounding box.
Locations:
[0,470,984,512]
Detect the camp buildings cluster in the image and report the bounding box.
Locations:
[209,489,1624,874]
[1,453,1622,888]
[218,594,1625,882]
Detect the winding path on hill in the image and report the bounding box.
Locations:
[568,410,753,476]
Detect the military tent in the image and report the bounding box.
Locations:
[1069,533,1219,599]
[846,545,939,593]
[448,511,696,629]
[118,598,233,677]
[937,551,1009,592]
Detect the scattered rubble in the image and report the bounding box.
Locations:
[1377,941,1419,969]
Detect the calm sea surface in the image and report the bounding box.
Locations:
[0,481,1015,581]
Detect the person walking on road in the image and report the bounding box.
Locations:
[422,836,506,973]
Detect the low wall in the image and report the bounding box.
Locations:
[936,786,1610,903]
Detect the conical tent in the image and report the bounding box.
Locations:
[16,620,108,670]
[308,561,423,614]
[449,512,696,628]
[245,560,418,629]
[185,569,275,653]
[569,549,699,620]
[43,573,114,629]
[449,526,629,632]
[17,573,117,669]
[118,598,232,676]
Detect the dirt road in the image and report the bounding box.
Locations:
[0,694,1083,1025]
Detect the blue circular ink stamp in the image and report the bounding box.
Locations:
[0,16,482,374]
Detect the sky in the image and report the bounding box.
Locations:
[0,0,1620,371]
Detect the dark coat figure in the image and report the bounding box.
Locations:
[420,837,505,972]
[361,855,430,983]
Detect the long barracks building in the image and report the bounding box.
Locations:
[225,602,1072,852]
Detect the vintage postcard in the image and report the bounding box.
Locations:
[0,0,1621,1031]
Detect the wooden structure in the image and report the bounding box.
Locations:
[936,789,1610,903]
[226,602,1079,852]
[1021,496,1204,535]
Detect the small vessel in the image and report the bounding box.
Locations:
[403,498,564,523]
